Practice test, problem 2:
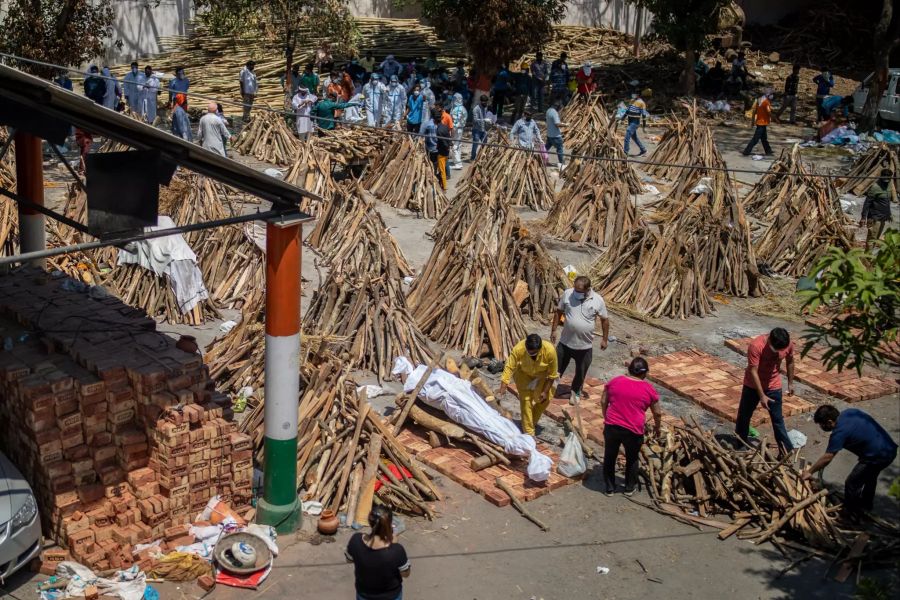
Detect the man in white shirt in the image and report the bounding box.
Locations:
[197,101,232,157]
[291,87,317,140]
[140,65,160,124]
[122,61,143,110]
[239,60,258,122]
[550,275,609,404]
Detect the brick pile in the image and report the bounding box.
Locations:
[646,349,815,424]
[725,337,899,403]
[0,270,250,572]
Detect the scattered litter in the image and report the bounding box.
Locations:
[558,432,587,478]
[690,177,713,194]
[596,566,610,575]
[219,319,238,333]
[643,184,660,195]
[302,500,324,516]
[263,168,284,179]
[784,138,801,143]
[751,155,765,161]
[356,384,387,398]
[787,429,808,449]
[762,64,775,70]
[402,275,415,285]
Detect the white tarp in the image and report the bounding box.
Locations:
[117,216,209,314]
[392,357,553,482]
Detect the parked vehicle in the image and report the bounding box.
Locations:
[852,69,900,125]
[0,451,41,582]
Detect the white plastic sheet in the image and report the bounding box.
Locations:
[557,432,587,478]
[392,357,553,481]
[52,562,146,600]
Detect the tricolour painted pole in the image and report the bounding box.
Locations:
[14,131,46,266]
[257,219,302,533]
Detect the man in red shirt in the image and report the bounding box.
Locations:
[736,327,795,454]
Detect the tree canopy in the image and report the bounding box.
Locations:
[0,0,115,76]
[422,0,567,74]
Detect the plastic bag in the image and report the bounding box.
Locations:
[557,432,586,478]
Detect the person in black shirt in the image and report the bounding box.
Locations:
[345,506,410,600]
[775,64,801,124]
[83,65,106,105]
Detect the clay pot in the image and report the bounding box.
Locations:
[176,335,199,354]
[317,509,339,535]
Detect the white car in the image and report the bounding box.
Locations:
[0,452,41,583]
[852,69,900,126]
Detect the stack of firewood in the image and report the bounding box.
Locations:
[239,359,441,518]
[408,239,528,359]
[744,146,816,219]
[641,420,900,567]
[303,271,433,381]
[838,143,899,196]
[507,228,569,322]
[204,290,266,397]
[559,96,642,193]
[316,127,388,165]
[362,136,448,218]
[646,102,720,181]
[653,170,763,298]
[546,161,638,247]
[432,176,518,249]
[233,110,300,165]
[465,132,554,211]
[0,131,14,256]
[284,141,337,216]
[104,263,221,325]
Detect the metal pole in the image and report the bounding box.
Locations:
[14,131,45,266]
[258,218,303,534]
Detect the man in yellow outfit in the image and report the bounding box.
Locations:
[496,334,559,436]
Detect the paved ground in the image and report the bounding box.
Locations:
[4,114,898,600]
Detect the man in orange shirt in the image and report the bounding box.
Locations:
[742,89,774,155]
[438,102,454,181]
[735,327,795,455]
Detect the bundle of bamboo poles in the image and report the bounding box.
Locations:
[0,197,17,257]
[307,184,412,278]
[304,271,433,381]
[233,109,300,165]
[507,228,569,322]
[839,143,899,196]
[315,127,387,165]
[559,96,642,193]
[591,218,714,319]
[754,176,852,277]
[408,240,528,359]
[466,133,554,211]
[646,102,720,181]
[546,163,638,247]
[743,145,818,219]
[203,289,266,397]
[284,142,337,216]
[652,170,763,298]
[103,263,220,325]
[431,176,519,249]
[362,136,448,218]
[239,359,441,518]
[640,421,900,563]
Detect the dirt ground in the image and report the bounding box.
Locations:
[2,113,898,600]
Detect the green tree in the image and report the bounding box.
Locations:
[0,0,115,77]
[800,229,900,374]
[195,0,357,92]
[421,0,566,76]
[626,0,729,94]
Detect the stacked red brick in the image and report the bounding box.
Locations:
[0,269,248,572]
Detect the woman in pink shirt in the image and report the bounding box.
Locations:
[600,357,662,496]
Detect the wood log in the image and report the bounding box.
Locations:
[495,477,549,531]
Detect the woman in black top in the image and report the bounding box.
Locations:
[345,506,410,600]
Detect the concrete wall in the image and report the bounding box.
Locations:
[103,0,196,63]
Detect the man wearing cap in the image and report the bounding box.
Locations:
[497,334,559,436]
[239,60,258,121]
[363,73,387,127]
[292,86,317,140]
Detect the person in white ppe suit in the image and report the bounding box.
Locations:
[139,65,160,124]
[101,67,121,111]
[418,80,437,134]
[343,91,367,124]
[362,73,387,127]
[381,75,407,128]
[391,357,553,482]
[449,93,467,169]
[122,61,144,111]
[291,87,317,140]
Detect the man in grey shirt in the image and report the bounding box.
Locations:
[550,275,609,404]
[544,98,566,170]
[197,101,232,157]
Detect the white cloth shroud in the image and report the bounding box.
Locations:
[392,357,553,482]
[117,216,209,314]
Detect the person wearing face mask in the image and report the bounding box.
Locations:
[575,62,596,100]
[239,60,258,122]
[380,55,403,80]
[101,67,122,111]
[470,94,491,160]
[298,64,320,96]
[363,73,387,127]
[168,66,190,109]
[292,86,317,140]
[509,110,542,150]
[198,101,233,157]
[802,405,897,521]
[139,65,161,124]
[171,93,192,141]
[123,61,144,110]
[405,85,425,133]
[813,67,835,121]
[343,91,366,124]
[382,75,407,128]
[550,276,608,405]
[496,334,559,437]
[860,168,895,250]
[346,58,366,91]
[735,327,795,456]
[83,65,106,106]
[449,93,467,169]
[418,80,436,134]
[742,88,774,156]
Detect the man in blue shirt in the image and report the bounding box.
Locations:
[803,405,897,518]
[813,68,835,120]
[820,95,854,120]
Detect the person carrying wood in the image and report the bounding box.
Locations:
[735,327,795,456]
[496,334,559,436]
[550,276,608,405]
[802,405,897,520]
[860,168,895,250]
[741,89,774,156]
